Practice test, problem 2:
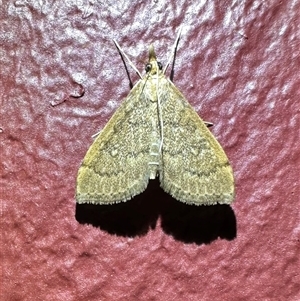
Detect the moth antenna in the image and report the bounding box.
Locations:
[113,39,142,79]
[163,26,182,74]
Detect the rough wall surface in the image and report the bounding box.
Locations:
[1,1,299,300]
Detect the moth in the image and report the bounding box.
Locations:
[76,29,234,206]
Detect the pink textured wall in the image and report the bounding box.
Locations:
[1,1,299,300]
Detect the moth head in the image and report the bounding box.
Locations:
[145,45,163,75]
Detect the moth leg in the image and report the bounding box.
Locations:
[204,121,213,127]
[91,130,102,139]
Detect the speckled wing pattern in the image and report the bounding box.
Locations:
[76,43,234,205]
[76,81,156,204]
[159,80,234,205]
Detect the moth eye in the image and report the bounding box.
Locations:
[145,63,152,72]
[157,62,163,70]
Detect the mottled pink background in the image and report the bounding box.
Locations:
[1,1,299,300]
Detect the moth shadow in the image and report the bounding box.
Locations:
[75,181,162,237]
[160,197,237,244]
[75,179,236,244]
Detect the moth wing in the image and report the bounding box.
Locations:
[76,82,152,204]
[160,81,234,205]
